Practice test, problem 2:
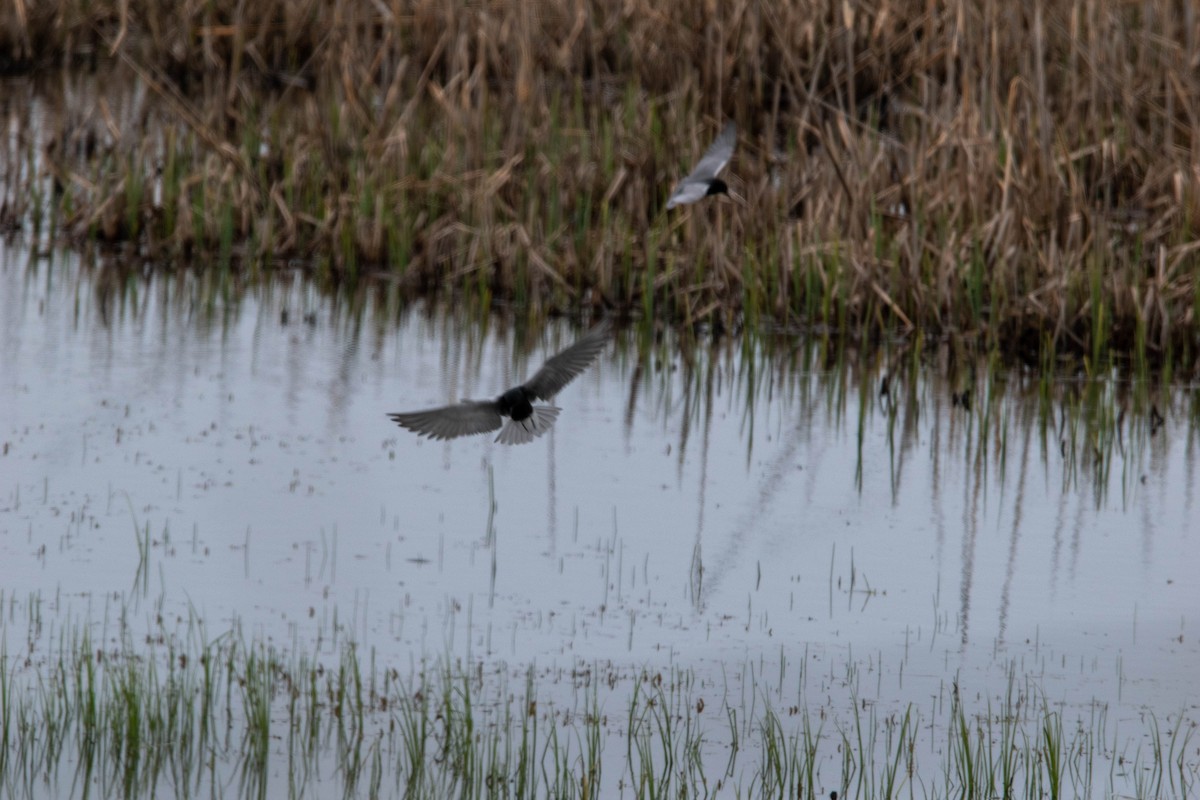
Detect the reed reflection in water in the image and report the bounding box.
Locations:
[1,248,1195,722]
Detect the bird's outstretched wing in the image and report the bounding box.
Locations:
[687,120,736,182]
[388,400,503,441]
[665,181,712,209]
[522,319,611,400]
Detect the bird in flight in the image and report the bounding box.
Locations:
[665,121,737,209]
[388,320,611,445]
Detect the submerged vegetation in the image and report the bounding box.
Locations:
[0,605,1194,799]
[1,0,1199,369]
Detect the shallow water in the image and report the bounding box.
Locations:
[1,242,1197,796]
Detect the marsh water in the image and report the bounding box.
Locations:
[2,241,1197,796]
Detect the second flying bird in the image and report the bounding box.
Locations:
[665,121,737,210]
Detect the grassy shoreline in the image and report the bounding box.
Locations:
[2,0,1199,370]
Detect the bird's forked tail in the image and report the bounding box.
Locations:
[494,405,561,445]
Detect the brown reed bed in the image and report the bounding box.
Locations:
[1,0,1198,371]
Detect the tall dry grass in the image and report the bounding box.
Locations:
[2,0,1198,368]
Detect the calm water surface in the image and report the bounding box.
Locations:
[1,243,1197,794]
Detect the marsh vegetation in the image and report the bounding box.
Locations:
[3,608,1194,799]
[3,1,1199,796]
[2,0,1200,369]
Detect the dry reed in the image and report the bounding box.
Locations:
[1,0,1198,369]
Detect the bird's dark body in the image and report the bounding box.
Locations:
[497,387,534,422]
[705,179,729,198]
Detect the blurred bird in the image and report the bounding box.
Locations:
[665,121,737,209]
[388,320,611,445]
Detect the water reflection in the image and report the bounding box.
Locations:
[2,244,1196,728]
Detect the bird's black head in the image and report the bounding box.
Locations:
[705,178,729,198]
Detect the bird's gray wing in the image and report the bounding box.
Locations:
[521,319,611,400]
[687,121,736,181]
[388,400,502,440]
[665,180,712,209]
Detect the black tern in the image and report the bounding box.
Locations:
[388,320,610,445]
[665,121,737,209]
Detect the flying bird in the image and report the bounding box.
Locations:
[388,320,610,445]
[665,121,737,209]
